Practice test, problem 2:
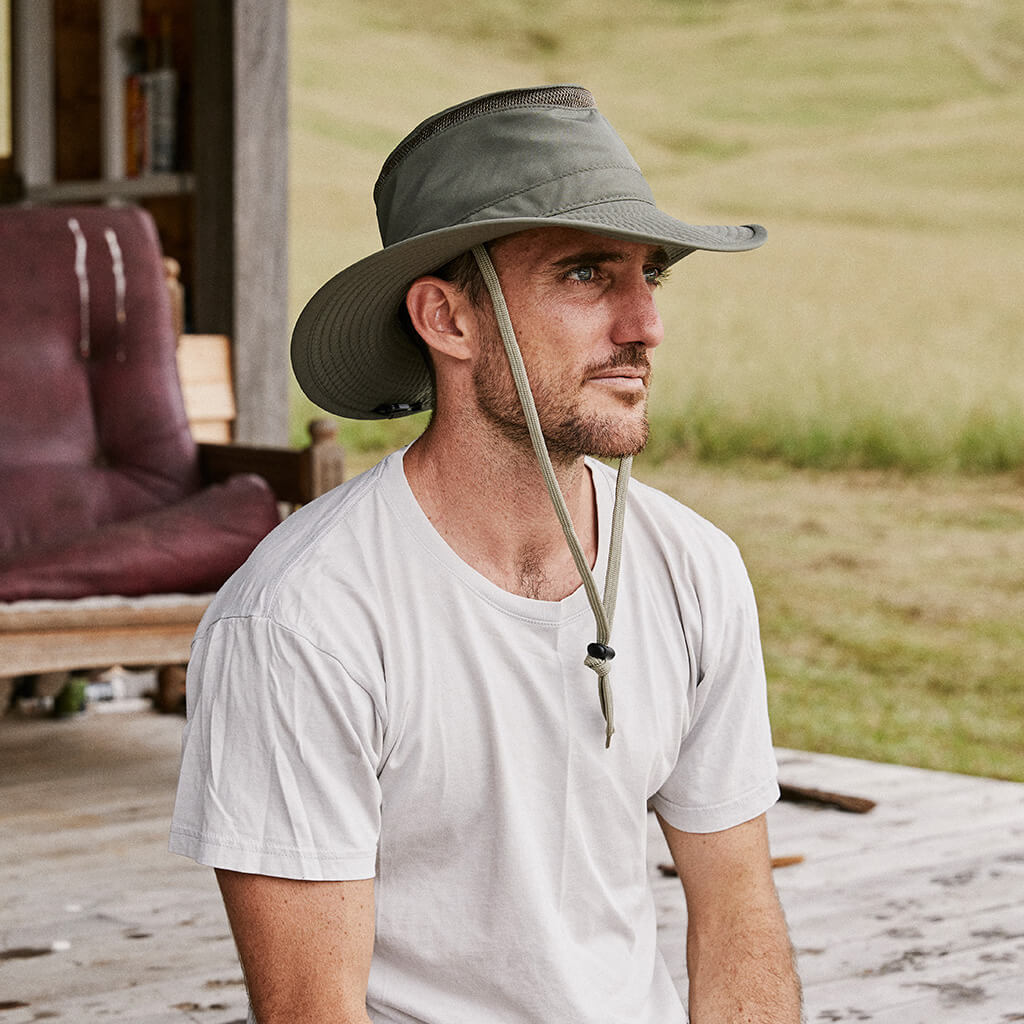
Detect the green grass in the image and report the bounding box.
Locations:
[636,457,1024,781]
[645,400,1024,473]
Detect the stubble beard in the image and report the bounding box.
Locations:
[471,328,652,463]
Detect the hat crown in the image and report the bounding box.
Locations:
[373,85,654,249]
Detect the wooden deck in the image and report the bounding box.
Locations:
[2,706,1022,1023]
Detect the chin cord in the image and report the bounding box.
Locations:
[472,245,632,748]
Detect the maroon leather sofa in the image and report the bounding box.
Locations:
[0,205,281,602]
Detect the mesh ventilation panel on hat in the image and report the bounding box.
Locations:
[374,86,596,203]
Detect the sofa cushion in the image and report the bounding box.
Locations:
[0,206,199,555]
[0,474,281,602]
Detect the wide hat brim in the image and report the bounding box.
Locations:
[292,204,765,420]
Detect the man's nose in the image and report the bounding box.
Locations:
[610,275,664,350]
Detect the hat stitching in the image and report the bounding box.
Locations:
[527,193,661,222]
[456,163,647,223]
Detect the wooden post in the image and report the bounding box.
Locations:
[193,0,289,447]
[11,0,55,189]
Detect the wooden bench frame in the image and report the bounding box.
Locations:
[0,418,344,708]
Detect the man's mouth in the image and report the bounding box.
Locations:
[587,365,650,388]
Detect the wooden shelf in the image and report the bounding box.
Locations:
[9,0,290,447]
[25,172,197,204]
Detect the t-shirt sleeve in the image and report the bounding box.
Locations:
[649,539,779,834]
[169,615,383,880]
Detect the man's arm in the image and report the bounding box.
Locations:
[658,812,802,1024]
[215,869,375,1024]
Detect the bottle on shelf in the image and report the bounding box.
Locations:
[144,14,178,173]
[123,33,147,177]
[123,14,178,177]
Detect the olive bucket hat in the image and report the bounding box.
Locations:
[291,84,766,420]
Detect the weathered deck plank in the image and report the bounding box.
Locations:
[651,748,1024,1022]
[2,712,1023,1023]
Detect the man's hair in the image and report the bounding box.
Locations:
[435,249,488,308]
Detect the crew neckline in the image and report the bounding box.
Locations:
[382,446,615,624]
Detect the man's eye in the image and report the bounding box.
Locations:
[644,266,668,286]
[567,266,596,283]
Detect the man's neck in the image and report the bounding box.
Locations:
[402,419,597,601]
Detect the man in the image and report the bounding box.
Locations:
[171,85,802,1023]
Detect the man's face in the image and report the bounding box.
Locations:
[469,227,667,462]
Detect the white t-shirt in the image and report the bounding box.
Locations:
[170,449,779,1024]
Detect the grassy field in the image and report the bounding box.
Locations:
[638,456,1024,783]
[286,1,1024,779]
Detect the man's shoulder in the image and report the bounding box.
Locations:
[590,462,748,588]
[591,460,734,546]
[202,450,406,624]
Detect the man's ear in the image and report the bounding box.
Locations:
[405,277,473,362]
